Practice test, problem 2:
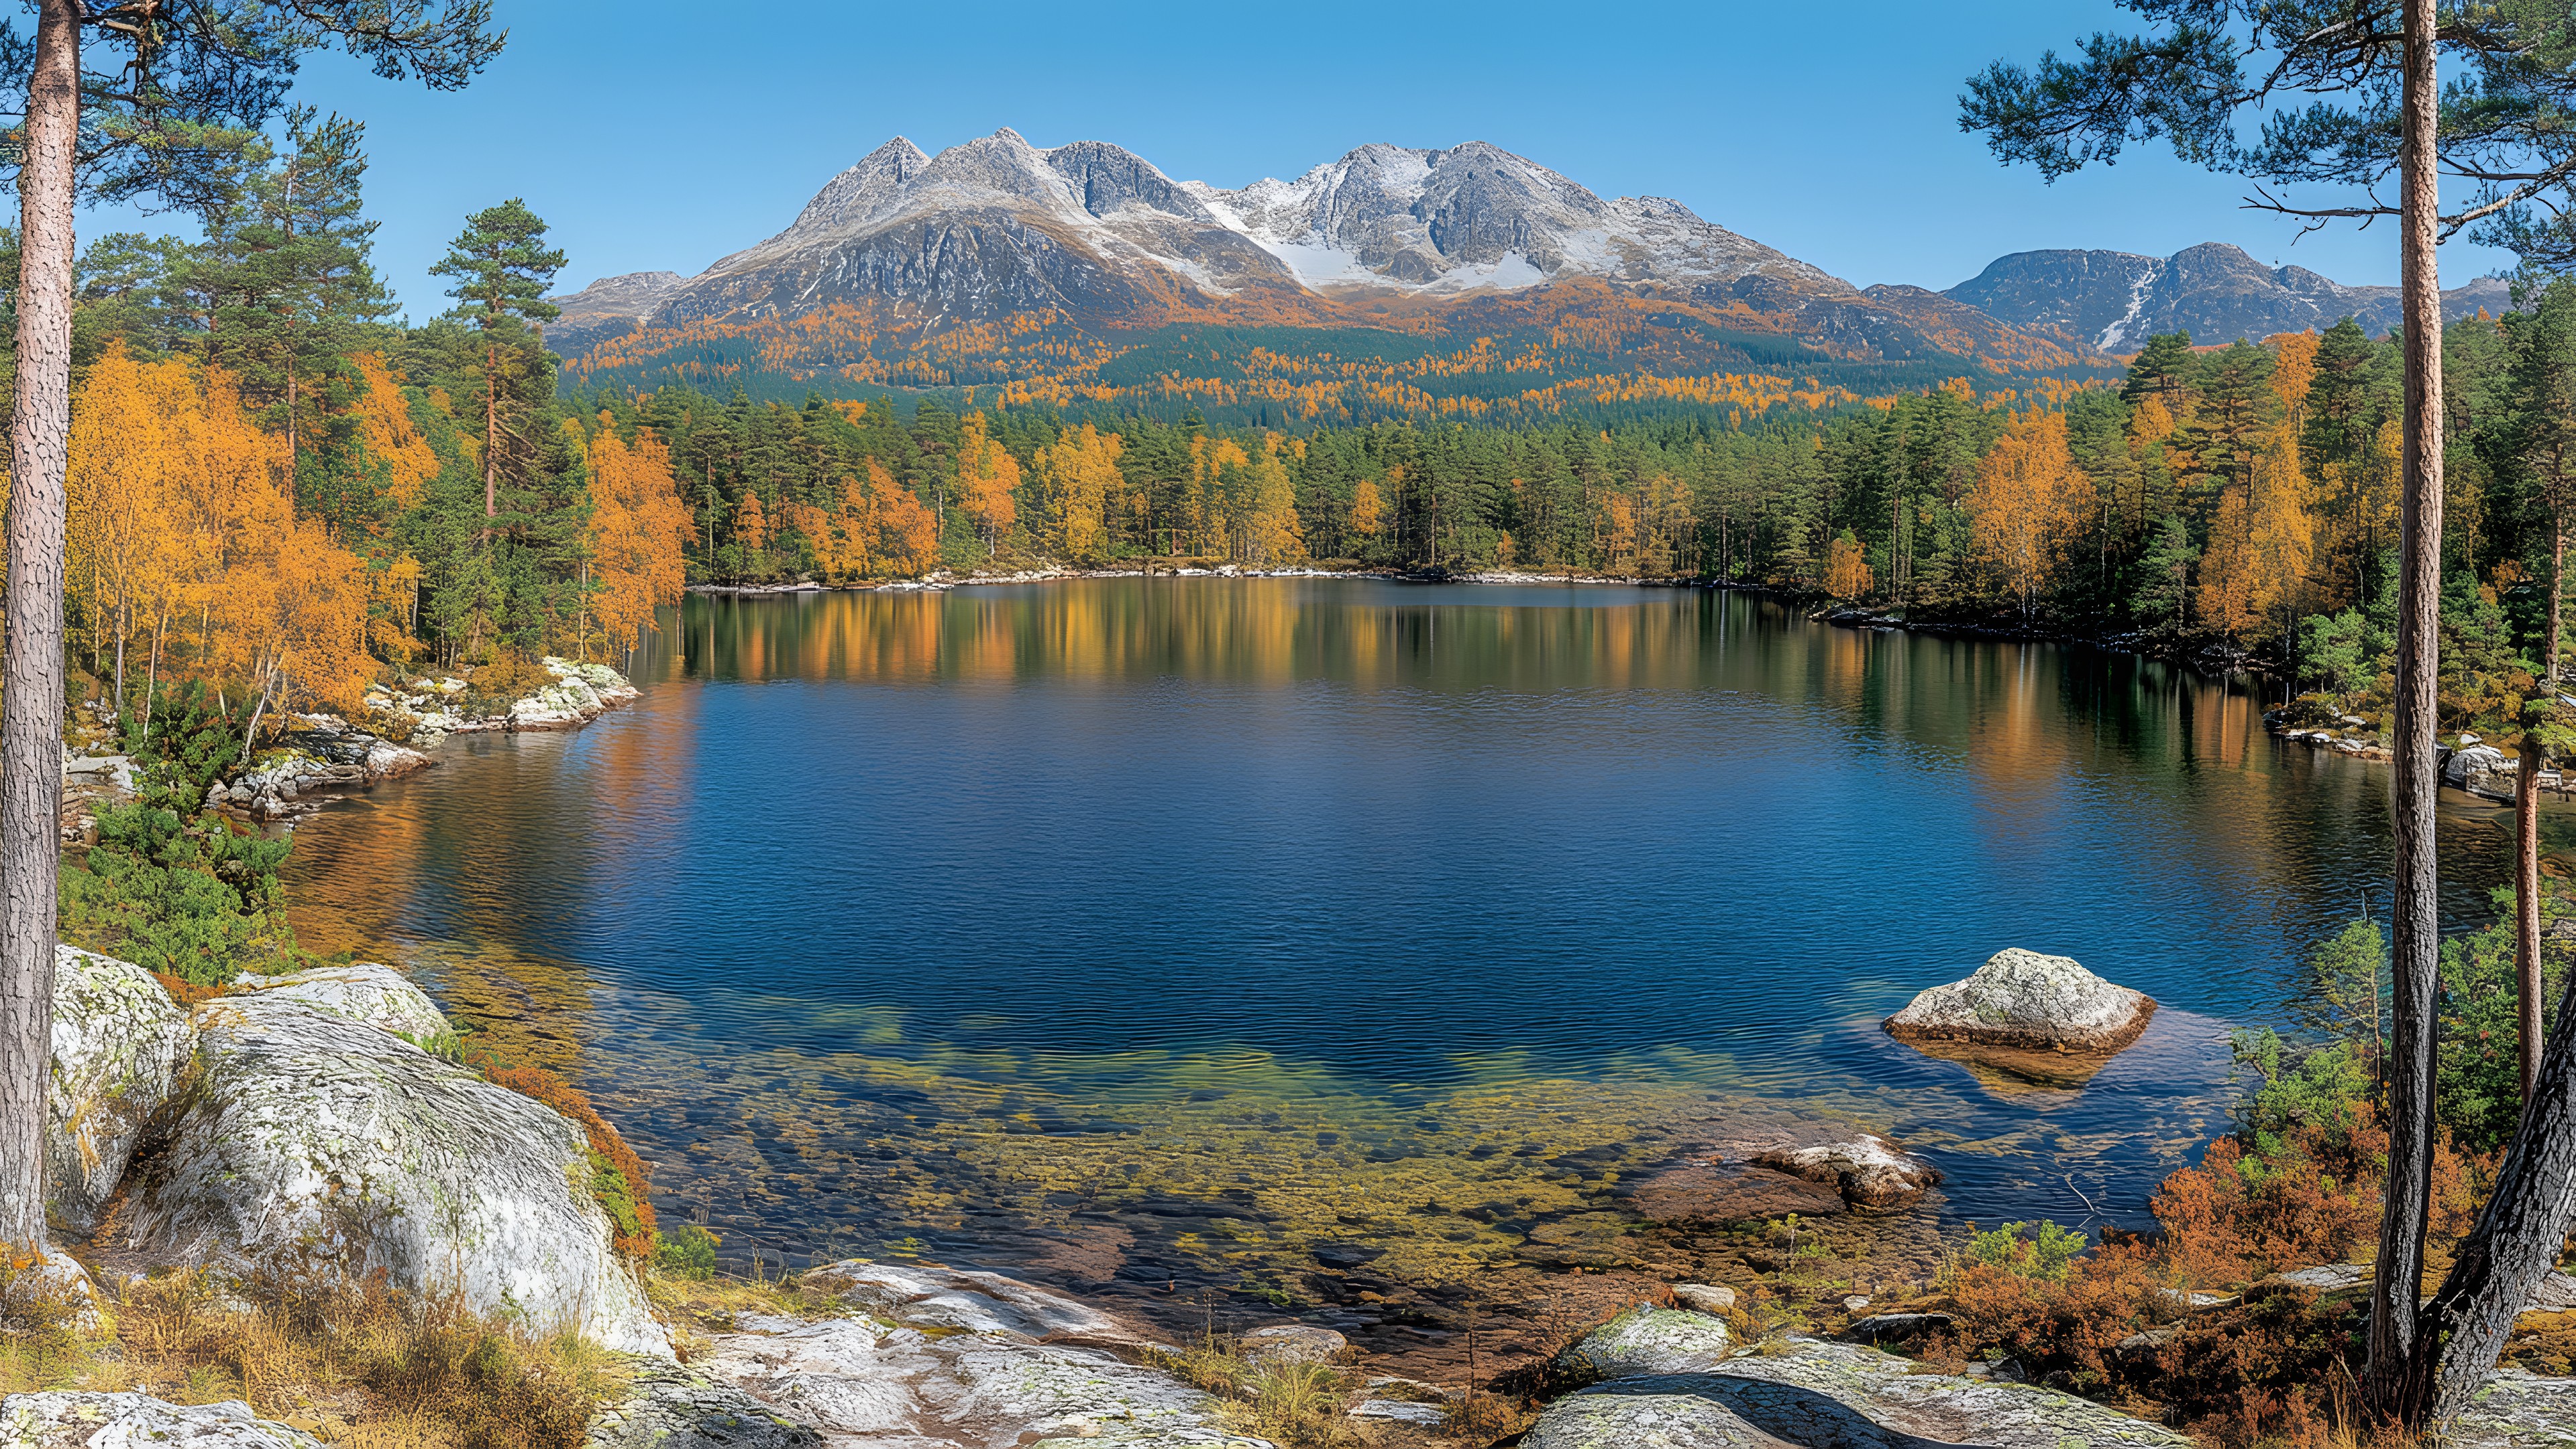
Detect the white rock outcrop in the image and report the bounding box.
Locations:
[109,963,669,1356]
[1884,947,2155,1054]
[0,1392,323,1448]
[46,946,192,1232]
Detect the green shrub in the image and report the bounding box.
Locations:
[60,803,299,985]
[117,679,248,797]
[1955,1220,2086,1282]
[653,1226,720,1282]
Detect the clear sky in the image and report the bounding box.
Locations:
[122,0,2512,316]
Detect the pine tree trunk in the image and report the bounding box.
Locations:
[2373,0,2447,1417]
[2416,963,2576,1427]
[2520,736,2544,1101]
[0,0,78,1251]
[484,339,499,520]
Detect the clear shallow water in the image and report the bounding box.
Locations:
[280,580,2535,1336]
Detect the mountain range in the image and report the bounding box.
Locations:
[542,130,2519,420]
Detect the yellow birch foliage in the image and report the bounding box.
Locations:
[354,352,437,511]
[1349,476,1386,544]
[1238,437,1305,565]
[586,425,695,651]
[733,489,769,550]
[2199,488,2259,639]
[1970,409,2088,613]
[955,413,1021,551]
[2245,427,2315,633]
[1034,423,1121,559]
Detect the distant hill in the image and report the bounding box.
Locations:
[541,129,2110,423]
[1943,242,2515,353]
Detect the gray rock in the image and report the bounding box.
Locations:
[2529,1271,2576,1315]
[1752,1135,1940,1208]
[1529,1340,2192,1448]
[805,1259,1150,1346]
[225,963,451,1040]
[2450,1368,2576,1448]
[109,979,668,1356]
[585,1359,820,1448]
[46,946,191,1232]
[1350,1398,1447,1425]
[1523,1387,1790,1448]
[696,1267,1268,1449]
[1673,1283,1737,1316]
[1885,948,2156,1053]
[0,1392,323,1447]
[1240,1323,1348,1364]
[2247,1263,2367,1299]
[1558,1307,1733,1380]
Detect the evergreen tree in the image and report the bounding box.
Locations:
[429,199,564,523]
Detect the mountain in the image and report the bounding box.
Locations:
[547,129,2107,422]
[544,270,688,356]
[1944,242,2516,353]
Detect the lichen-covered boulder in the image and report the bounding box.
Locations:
[109,975,668,1356]
[1752,1135,1940,1208]
[1885,948,2155,1055]
[225,963,451,1040]
[0,1392,324,1447]
[1558,1307,1733,1381]
[47,946,192,1232]
[2451,1368,2576,1448]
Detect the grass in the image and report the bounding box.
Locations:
[0,1264,625,1448]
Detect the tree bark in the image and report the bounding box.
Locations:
[2371,0,2445,1416]
[0,0,78,1251]
[2520,729,2544,1102]
[2416,963,2576,1428]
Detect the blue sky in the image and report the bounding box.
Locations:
[118,0,2511,315]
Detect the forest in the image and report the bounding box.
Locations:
[37,102,2576,754]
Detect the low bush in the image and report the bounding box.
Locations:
[465,653,552,710]
[60,803,301,985]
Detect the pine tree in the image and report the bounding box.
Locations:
[428,199,564,525]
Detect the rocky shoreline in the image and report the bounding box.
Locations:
[690,561,1701,595]
[58,656,643,836]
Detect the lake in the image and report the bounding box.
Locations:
[280,578,2528,1352]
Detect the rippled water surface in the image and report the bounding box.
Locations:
[281,580,2536,1338]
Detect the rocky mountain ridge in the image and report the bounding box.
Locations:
[1945,241,2516,352]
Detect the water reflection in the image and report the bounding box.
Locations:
[284,581,2532,1342]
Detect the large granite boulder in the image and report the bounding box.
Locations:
[109,965,668,1356]
[223,962,451,1040]
[1885,949,2154,1055]
[1528,1332,2191,1448]
[0,1393,323,1448]
[46,946,192,1232]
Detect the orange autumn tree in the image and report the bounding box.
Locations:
[1825,534,1874,600]
[733,489,770,552]
[955,412,1020,555]
[353,352,437,511]
[1970,409,2088,620]
[584,423,695,658]
[68,348,186,714]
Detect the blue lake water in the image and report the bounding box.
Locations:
[280,580,2526,1347]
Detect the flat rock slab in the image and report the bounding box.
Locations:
[1885,948,2155,1055]
[689,1263,1270,1449]
[1538,1327,2189,1449]
[585,1360,820,1448]
[0,1393,325,1448]
[2451,1369,2576,1447]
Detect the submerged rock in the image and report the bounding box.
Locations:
[0,1392,324,1448]
[46,945,191,1232]
[1527,1338,2191,1448]
[111,967,667,1356]
[1751,1135,1940,1208]
[1885,948,2155,1055]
